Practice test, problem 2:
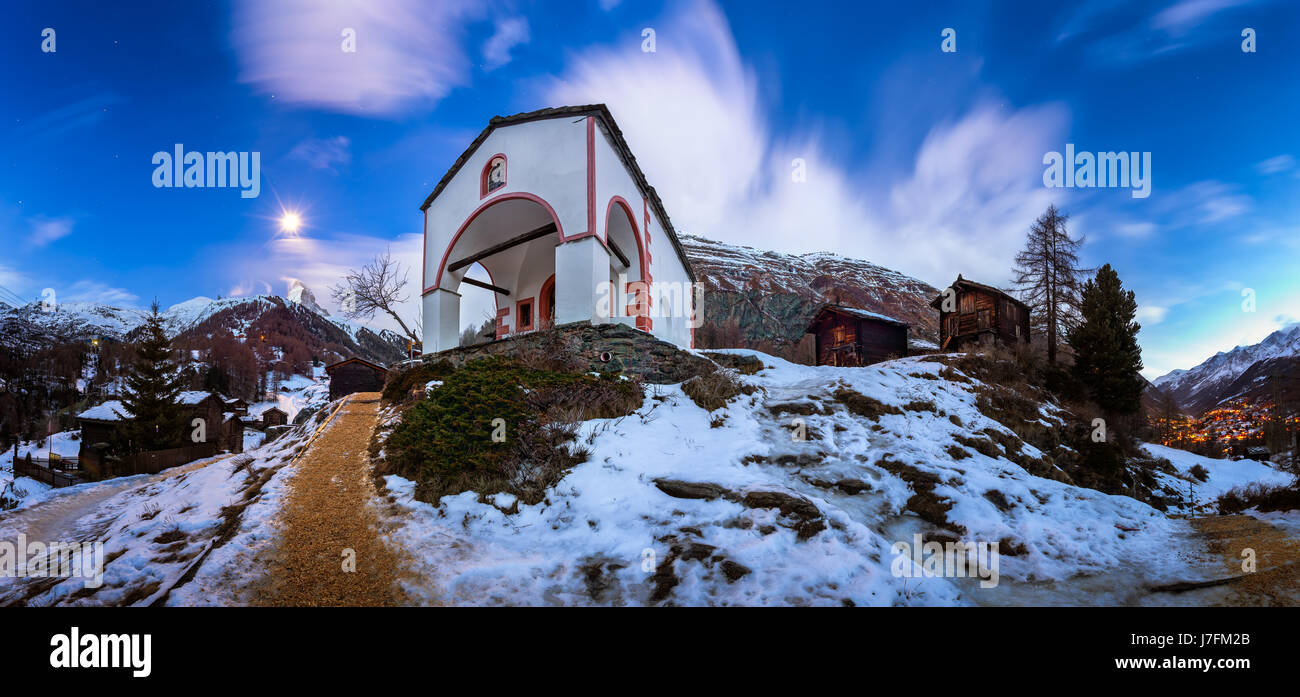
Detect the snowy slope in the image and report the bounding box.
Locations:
[0,410,329,606]
[375,352,1222,606]
[1142,442,1293,514]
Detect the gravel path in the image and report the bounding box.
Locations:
[1191,514,1300,606]
[257,394,405,606]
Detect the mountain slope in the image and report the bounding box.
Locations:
[681,235,941,360]
[0,290,407,366]
[1154,324,1300,414]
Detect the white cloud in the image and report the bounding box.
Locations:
[1058,0,1263,65]
[289,136,352,172]
[1116,221,1157,238]
[62,280,140,307]
[1136,304,1169,325]
[230,0,482,116]
[1255,154,1295,175]
[1151,0,1251,35]
[599,0,623,10]
[227,231,425,337]
[29,215,74,246]
[545,0,1065,288]
[1153,180,1250,227]
[482,17,530,71]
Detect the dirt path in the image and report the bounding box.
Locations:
[1188,514,1300,606]
[256,393,404,606]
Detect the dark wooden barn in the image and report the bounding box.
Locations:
[325,358,389,400]
[805,305,909,367]
[260,407,288,429]
[75,390,240,479]
[930,275,1031,352]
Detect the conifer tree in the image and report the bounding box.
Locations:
[1013,204,1085,363]
[1067,264,1145,415]
[114,302,187,454]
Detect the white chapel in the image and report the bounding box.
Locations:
[420,105,699,353]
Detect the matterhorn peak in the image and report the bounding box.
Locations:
[286,279,330,317]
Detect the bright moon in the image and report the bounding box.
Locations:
[279,212,302,233]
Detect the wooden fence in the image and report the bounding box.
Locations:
[12,456,83,488]
[80,442,219,480]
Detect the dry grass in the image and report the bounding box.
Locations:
[681,367,756,412]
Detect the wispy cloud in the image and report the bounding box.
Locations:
[289,136,352,172]
[28,215,75,246]
[62,280,139,307]
[1255,154,1295,175]
[14,92,123,142]
[1058,0,1264,65]
[224,230,425,335]
[482,17,530,71]
[230,0,482,116]
[545,0,1064,288]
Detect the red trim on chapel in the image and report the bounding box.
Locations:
[425,191,565,295]
[515,296,535,333]
[586,117,597,240]
[480,153,507,199]
[538,274,556,327]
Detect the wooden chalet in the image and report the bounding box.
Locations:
[805,305,909,367]
[325,357,388,400]
[930,275,1031,352]
[75,390,243,480]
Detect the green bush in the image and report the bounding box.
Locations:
[381,356,643,504]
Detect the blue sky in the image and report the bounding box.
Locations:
[1,0,1297,378]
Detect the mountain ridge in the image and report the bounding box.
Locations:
[1153,323,1300,414]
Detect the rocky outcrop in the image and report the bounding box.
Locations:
[681,235,941,362]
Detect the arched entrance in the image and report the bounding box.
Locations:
[605,197,647,327]
[425,193,563,348]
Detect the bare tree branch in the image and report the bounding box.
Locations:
[331,249,421,346]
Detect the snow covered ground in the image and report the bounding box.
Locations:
[0,412,328,606]
[6,349,1292,606]
[375,351,1259,606]
[1142,442,1294,514]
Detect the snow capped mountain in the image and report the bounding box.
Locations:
[1154,323,1300,414]
[681,235,941,359]
[287,280,330,317]
[0,287,407,365]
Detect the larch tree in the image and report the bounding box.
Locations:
[1012,204,1085,363]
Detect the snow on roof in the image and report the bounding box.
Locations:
[178,390,216,405]
[810,304,908,328]
[78,400,128,421]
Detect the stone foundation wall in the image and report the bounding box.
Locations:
[424,322,715,384]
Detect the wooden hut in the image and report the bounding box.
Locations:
[804,305,909,367]
[325,358,389,400]
[260,407,288,429]
[930,275,1030,352]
